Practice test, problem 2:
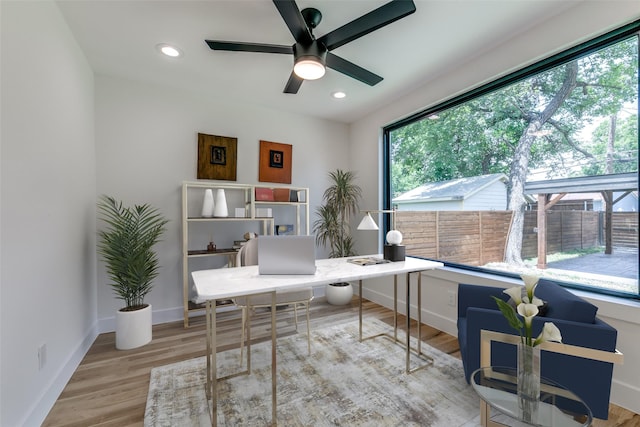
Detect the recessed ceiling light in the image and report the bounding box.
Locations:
[331,91,346,99]
[156,43,182,58]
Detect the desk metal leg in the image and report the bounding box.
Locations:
[205,299,218,426]
[406,273,411,372]
[359,280,363,341]
[359,271,433,374]
[406,271,432,374]
[271,292,277,426]
[393,275,398,341]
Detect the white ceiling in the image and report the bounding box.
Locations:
[56,0,579,124]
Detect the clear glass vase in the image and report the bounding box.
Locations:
[517,343,541,424]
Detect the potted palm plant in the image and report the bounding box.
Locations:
[313,170,362,305]
[97,195,168,350]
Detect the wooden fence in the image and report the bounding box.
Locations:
[611,212,639,249]
[397,211,513,266]
[397,210,638,264]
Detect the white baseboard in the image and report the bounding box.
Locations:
[611,378,640,416]
[22,323,99,427]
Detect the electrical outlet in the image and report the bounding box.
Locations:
[38,343,47,370]
[448,290,456,307]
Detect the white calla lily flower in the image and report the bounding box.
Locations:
[503,286,523,305]
[535,322,563,346]
[521,274,539,302]
[517,303,539,326]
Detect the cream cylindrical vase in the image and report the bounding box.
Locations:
[213,189,228,217]
[201,189,214,217]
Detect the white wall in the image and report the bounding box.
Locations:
[0,1,97,426]
[464,180,507,210]
[95,75,350,325]
[349,1,640,416]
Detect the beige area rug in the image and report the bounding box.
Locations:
[145,319,482,426]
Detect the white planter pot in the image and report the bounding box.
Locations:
[116,304,152,350]
[325,283,353,305]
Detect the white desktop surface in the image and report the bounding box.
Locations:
[192,255,443,302]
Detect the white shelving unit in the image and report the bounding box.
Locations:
[182,180,309,327]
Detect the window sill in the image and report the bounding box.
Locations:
[422,265,640,325]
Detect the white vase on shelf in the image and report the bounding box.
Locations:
[201,189,214,217]
[213,189,228,217]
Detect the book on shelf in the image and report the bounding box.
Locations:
[276,224,294,235]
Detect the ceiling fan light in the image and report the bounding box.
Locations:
[294,58,326,80]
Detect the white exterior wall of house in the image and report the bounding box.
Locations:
[613,192,638,211]
[460,180,507,210]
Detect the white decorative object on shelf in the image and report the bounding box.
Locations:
[256,208,273,217]
[213,189,228,217]
[201,189,214,217]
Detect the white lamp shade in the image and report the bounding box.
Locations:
[294,59,326,80]
[357,213,379,230]
[386,230,403,245]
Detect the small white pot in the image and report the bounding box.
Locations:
[325,283,353,305]
[115,304,152,350]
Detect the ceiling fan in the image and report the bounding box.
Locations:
[205,0,416,94]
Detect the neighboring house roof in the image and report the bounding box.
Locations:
[393,173,508,203]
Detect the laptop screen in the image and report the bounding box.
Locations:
[257,235,317,275]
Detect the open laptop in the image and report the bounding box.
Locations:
[258,235,317,275]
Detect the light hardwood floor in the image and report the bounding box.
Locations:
[43,297,639,427]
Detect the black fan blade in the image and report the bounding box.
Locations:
[283,71,304,94]
[318,0,416,51]
[326,53,383,86]
[205,40,292,54]
[273,0,313,45]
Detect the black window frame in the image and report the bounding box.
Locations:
[383,20,640,300]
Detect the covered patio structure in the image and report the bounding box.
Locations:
[524,172,638,269]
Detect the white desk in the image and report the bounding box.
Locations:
[192,255,443,426]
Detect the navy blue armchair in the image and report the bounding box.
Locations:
[457,279,619,420]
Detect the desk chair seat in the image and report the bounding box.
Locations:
[233,238,313,361]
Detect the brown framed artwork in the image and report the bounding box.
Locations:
[197,133,237,181]
[259,140,292,184]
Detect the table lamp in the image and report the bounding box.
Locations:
[357,208,405,261]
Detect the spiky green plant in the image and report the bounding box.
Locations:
[313,170,362,258]
[97,195,168,311]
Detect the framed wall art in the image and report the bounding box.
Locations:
[259,140,292,184]
[197,133,237,181]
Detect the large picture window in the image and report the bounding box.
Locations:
[385,23,639,298]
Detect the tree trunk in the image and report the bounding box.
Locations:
[504,62,579,264]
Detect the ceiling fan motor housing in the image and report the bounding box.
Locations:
[293,42,327,64]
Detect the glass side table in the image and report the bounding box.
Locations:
[471,367,592,427]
